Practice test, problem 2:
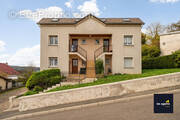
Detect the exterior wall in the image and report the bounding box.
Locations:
[19,72,180,111]
[0,78,6,90]
[40,17,142,74]
[160,32,180,56]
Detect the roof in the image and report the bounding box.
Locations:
[37,14,144,25]
[0,63,20,75]
[0,75,11,82]
[160,31,180,36]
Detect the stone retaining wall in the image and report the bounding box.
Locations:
[18,72,180,111]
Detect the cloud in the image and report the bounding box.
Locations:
[0,45,40,67]
[65,0,73,8]
[0,40,6,52]
[19,6,65,22]
[74,0,100,17]
[150,0,179,3]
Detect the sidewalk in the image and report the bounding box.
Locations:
[1,85,180,120]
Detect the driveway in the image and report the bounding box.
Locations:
[0,87,27,112]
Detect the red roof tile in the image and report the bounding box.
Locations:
[0,63,20,75]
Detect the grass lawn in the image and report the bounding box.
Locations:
[47,68,180,93]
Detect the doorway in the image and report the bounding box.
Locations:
[103,39,109,52]
[72,59,78,74]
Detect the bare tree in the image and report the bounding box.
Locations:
[18,62,36,85]
[146,22,165,37]
[166,20,180,32]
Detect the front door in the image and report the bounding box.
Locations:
[72,59,78,74]
[72,39,78,52]
[103,39,109,52]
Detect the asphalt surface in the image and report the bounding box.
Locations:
[19,90,180,120]
[2,86,179,120]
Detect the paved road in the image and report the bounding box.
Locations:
[17,90,180,120]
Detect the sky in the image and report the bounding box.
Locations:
[0,0,180,67]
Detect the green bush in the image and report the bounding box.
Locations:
[142,54,177,69]
[49,76,61,86]
[142,45,161,58]
[95,59,104,74]
[26,69,61,90]
[33,86,43,92]
[23,90,38,96]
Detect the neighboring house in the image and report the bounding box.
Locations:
[38,14,144,78]
[0,63,20,80]
[0,75,12,91]
[160,31,180,56]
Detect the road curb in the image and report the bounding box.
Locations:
[2,89,180,120]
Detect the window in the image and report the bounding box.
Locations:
[81,40,86,44]
[95,39,100,45]
[82,60,86,66]
[49,57,58,67]
[124,35,133,45]
[124,57,133,68]
[105,58,110,64]
[49,36,58,45]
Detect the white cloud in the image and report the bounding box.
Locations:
[74,0,100,17]
[0,40,6,52]
[65,0,73,8]
[19,6,65,22]
[150,0,179,3]
[0,45,40,67]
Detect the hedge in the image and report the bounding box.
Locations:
[141,50,180,69]
[26,69,61,90]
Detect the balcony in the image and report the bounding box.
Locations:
[69,45,87,61]
[94,45,112,60]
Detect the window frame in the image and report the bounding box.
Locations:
[81,39,86,45]
[49,57,58,67]
[49,35,58,46]
[95,39,100,45]
[124,57,134,69]
[124,35,133,46]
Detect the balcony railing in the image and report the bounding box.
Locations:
[94,45,112,59]
[69,45,87,60]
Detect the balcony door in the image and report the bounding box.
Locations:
[72,59,78,74]
[103,39,109,52]
[72,39,78,52]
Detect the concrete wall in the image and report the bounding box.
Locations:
[160,32,180,56]
[18,72,180,111]
[40,16,142,74]
[0,78,6,90]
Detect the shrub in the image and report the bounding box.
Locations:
[26,69,61,90]
[173,50,180,67]
[95,59,104,74]
[142,45,161,58]
[49,76,61,86]
[23,90,38,96]
[142,54,176,69]
[33,86,43,92]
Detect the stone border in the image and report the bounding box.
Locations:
[17,72,180,111]
[3,89,180,120]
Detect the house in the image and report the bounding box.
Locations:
[0,75,12,91]
[37,14,144,78]
[160,31,180,56]
[0,63,20,80]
